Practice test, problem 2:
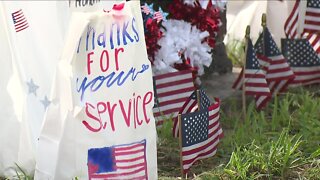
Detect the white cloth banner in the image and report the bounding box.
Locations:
[225,0,295,46]
[35,1,158,179]
[0,0,121,177]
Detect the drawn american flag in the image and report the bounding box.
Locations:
[304,0,320,34]
[282,38,320,86]
[11,9,29,33]
[284,0,320,56]
[88,140,148,180]
[153,70,195,126]
[172,89,211,138]
[254,28,295,100]
[180,101,222,173]
[232,38,271,109]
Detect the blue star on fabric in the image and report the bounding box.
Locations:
[27,79,39,96]
[158,7,168,21]
[41,95,51,109]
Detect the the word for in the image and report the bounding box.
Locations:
[82,91,153,132]
[86,47,124,75]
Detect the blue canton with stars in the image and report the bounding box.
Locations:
[246,39,260,70]
[187,89,211,110]
[181,109,209,147]
[307,0,320,8]
[255,28,281,56]
[199,89,211,110]
[281,39,320,67]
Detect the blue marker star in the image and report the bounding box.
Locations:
[158,7,169,22]
[147,3,155,15]
[27,79,39,96]
[41,95,51,109]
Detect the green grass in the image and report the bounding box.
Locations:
[157,87,320,179]
[226,40,245,67]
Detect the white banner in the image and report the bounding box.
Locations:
[0,0,120,177]
[225,0,294,46]
[35,1,158,179]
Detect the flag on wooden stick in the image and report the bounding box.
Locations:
[255,27,295,95]
[178,98,222,174]
[232,37,271,110]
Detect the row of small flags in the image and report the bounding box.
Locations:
[284,0,320,54]
[153,73,223,174]
[233,12,320,110]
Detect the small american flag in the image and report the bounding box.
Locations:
[282,38,320,86]
[180,101,222,173]
[172,89,211,138]
[233,38,271,109]
[304,0,320,34]
[141,4,151,15]
[255,28,295,96]
[153,11,163,23]
[11,9,29,33]
[153,70,195,126]
[88,139,148,180]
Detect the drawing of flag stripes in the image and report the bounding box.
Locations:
[153,70,195,126]
[88,139,148,180]
[11,9,29,33]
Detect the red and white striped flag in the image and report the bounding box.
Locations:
[88,140,147,180]
[180,100,222,173]
[282,38,320,86]
[284,0,300,39]
[303,0,320,34]
[11,9,29,33]
[255,28,295,96]
[302,32,320,55]
[153,70,195,126]
[232,38,271,110]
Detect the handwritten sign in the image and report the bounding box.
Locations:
[36,2,157,179]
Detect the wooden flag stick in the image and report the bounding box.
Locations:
[261,13,267,57]
[178,114,184,178]
[242,26,250,121]
[196,89,201,111]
